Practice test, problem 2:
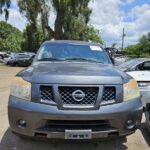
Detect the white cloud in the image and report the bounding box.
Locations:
[126,0,134,4]
[124,4,150,45]
[89,0,150,47]
[89,0,124,46]
[0,3,27,31]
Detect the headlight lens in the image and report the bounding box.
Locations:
[10,77,31,101]
[123,79,140,101]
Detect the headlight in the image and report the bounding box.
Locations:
[123,79,140,101]
[138,82,150,88]
[10,77,31,101]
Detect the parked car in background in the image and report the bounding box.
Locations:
[24,52,36,57]
[0,52,7,60]
[3,53,15,65]
[0,54,3,62]
[104,48,129,66]
[5,53,33,67]
[113,54,129,66]
[118,58,150,132]
[118,58,150,108]
[0,57,3,63]
[3,54,11,65]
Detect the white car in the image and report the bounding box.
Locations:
[3,54,12,65]
[119,58,150,131]
[118,58,150,108]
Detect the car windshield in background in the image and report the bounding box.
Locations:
[119,59,142,70]
[16,54,30,58]
[18,56,29,58]
[37,44,111,64]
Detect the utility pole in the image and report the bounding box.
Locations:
[121,28,126,51]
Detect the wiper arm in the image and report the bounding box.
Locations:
[65,58,103,63]
[37,58,64,61]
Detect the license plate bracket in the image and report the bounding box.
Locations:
[65,130,92,139]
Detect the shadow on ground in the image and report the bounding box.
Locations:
[0,128,128,150]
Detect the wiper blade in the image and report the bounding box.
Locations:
[37,58,64,61]
[65,58,103,63]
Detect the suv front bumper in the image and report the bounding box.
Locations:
[8,96,142,139]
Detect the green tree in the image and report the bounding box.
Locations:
[63,16,103,43]
[17,0,103,44]
[111,43,117,48]
[22,24,45,52]
[139,32,150,54]
[125,32,150,58]
[0,21,23,52]
[124,44,140,57]
[49,0,92,39]
[0,0,11,21]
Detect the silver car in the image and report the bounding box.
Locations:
[118,58,150,131]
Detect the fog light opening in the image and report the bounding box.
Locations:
[18,119,27,129]
[126,119,135,130]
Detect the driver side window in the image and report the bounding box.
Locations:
[137,61,150,71]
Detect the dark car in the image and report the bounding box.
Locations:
[8,40,142,140]
[7,53,33,67]
[0,52,7,60]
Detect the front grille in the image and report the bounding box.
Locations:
[59,87,99,105]
[40,86,54,102]
[38,120,111,132]
[102,87,116,101]
[39,85,116,105]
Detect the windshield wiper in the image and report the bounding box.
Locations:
[37,58,64,61]
[64,58,103,63]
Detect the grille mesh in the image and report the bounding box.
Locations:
[102,87,116,101]
[40,86,54,102]
[40,86,116,105]
[59,87,99,105]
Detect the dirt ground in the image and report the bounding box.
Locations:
[0,63,150,150]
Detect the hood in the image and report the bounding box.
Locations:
[127,71,150,81]
[18,62,129,85]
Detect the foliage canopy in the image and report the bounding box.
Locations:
[18,0,103,45]
[0,21,23,52]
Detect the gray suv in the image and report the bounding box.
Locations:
[8,40,142,140]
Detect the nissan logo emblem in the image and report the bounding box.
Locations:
[72,90,85,102]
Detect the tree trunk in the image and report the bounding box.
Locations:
[54,12,63,39]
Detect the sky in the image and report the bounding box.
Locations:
[0,0,150,48]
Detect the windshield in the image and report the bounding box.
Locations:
[17,55,29,58]
[119,59,142,69]
[36,43,111,64]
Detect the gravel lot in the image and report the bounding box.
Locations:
[0,63,150,150]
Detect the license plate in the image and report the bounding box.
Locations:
[65,130,92,139]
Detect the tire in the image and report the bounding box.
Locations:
[15,63,19,67]
[145,104,150,132]
[11,62,18,67]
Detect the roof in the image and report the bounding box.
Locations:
[43,40,101,46]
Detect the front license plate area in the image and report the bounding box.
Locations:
[65,130,92,139]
